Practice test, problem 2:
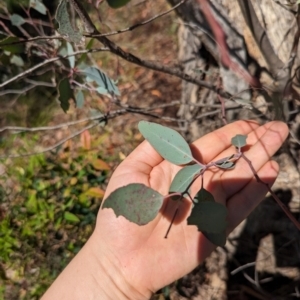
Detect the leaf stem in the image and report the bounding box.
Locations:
[164,206,179,239]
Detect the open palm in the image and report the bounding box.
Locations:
[93,120,288,297]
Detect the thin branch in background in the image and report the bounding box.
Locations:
[0,48,109,89]
[89,0,188,38]
[67,0,231,98]
[217,77,227,125]
[0,114,106,133]
[0,122,99,159]
[0,80,56,96]
[0,0,185,44]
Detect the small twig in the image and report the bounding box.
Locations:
[0,115,106,133]
[241,153,300,231]
[89,0,188,38]
[0,122,98,159]
[217,77,227,125]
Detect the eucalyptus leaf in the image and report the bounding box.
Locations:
[215,161,235,170]
[194,188,215,203]
[102,183,164,225]
[57,78,73,112]
[80,66,120,96]
[75,90,84,108]
[0,37,24,54]
[10,55,24,67]
[169,164,202,194]
[10,14,25,26]
[30,0,47,15]
[66,42,75,68]
[187,201,227,233]
[138,121,193,165]
[202,230,227,247]
[231,134,247,148]
[55,0,83,44]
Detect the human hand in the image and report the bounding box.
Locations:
[42,120,288,300]
[93,120,288,298]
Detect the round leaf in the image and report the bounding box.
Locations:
[231,134,247,148]
[187,201,227,233]
[102,183,164,225]
[138,121,193,165]
[194,188,215,203]
[169,164,202,193]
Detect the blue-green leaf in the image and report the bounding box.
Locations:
[55,0,83,44]
[107,0,131,8]
[138,121,193,165]
[75,90,84,108]
[80,66,120,96]
[66,42,75,68]
[10,14,25,26]
[102,183,163,225]
[231,134,247,148]
[187,201,227,233]
[169,164,202,193]
[215,161,235,170]
[202,230,226,247]
[30,0,47,15]
[10,55,24,67]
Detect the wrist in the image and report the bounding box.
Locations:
[42,232,150,300]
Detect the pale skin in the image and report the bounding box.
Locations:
[42,120,288,300]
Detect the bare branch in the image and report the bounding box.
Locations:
[90,0,188,37]
[0,122,99,159]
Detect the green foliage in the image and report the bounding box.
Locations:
[187,201,227,233]
[169,164,202,193]
[231,134,247,149]
[103,183,164,225]
[30,0,47,15]
[138,121,194,165]
[80,66,121,96]
[55,0,83,44]
[103,121,236,247]
[0,140,111,298]
[0,36,24,54]
[57,77,73,112]
[10,14,25,26]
